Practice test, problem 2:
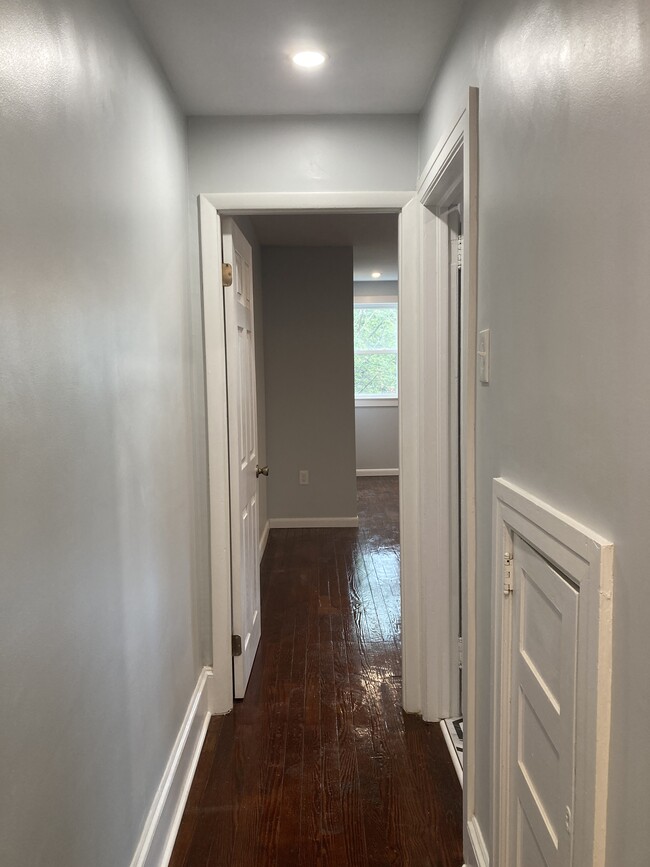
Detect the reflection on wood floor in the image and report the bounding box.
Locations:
[170,476,463,866]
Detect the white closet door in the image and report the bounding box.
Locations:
[222,218,261,699]
[507,535,578,867]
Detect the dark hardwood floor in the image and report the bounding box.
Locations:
[170,477,463,866]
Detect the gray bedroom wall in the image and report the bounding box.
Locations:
[354,407,399,472]
[418,1,650,863]
[0,0,200,865]
[262,247,357,523]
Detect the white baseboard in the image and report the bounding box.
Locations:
[130,667,213,867]
[258,520,270,561]
[269,516,359,529]
[467,814,490,867]
[440,720,463,786]
[356,468,399,476]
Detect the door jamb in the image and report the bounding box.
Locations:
[417,87,480,860]
[197,191,418,715]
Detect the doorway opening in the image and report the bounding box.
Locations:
[225,210,401,701]
[197,192,420,716]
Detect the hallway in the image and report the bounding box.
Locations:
[170,478,463,866]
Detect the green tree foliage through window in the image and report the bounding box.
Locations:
[354,303,398,399]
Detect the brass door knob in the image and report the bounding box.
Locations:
[256,465,269,478]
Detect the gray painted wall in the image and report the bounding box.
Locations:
[355,407,399,471]
[354,280,399,299]
[354,281,399,471]
[0,0,199,865]
[419,1,650,863]
[262,247,357,522]
[188,115,419,195]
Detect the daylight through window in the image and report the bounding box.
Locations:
[354,302,398,400]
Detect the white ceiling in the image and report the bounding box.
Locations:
[128,0,463,115]
[247,213,398,281]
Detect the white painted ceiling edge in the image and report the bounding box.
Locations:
[127,0,464,115]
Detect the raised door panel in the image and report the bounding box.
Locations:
[222,218,260,699]
[508,535,578,867]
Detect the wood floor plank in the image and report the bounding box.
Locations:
[168,717,224,867]
[169,477,463,867]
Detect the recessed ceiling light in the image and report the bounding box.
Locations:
[371,271,382,279]
[292,50,327,68]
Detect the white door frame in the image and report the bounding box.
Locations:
[416,88,480,860]
[491,478,614,867]
[197,191,426,715]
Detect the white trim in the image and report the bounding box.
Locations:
[129,668,213,867]
[199,197,235,715]
[269,516,359,529]
[491,478,613,867]
[353,294,399,304]
[398,195,423,714]
[418,107,467,194]
[416,88,479,866]
[440,720,463,786]
[356,468,399,477]
[199,191,418,720]
[204,191,413,214]
[416,90,477,722]
[467,815,490,867]
[258,519,270,562]
[355,398,398,408]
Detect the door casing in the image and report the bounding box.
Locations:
[417,88,480,863]
[198,191,426,714]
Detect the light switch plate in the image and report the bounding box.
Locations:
[478,329,490,383]
[299,470,309,485]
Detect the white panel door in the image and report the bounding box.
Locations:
[222,218,261,699]
[507,535,578,867]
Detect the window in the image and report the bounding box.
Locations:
[354,301,398,403]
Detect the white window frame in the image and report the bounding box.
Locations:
[354,297,399,407]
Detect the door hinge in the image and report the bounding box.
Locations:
[564,806,573,836]
[222,262,233,287]
[232,634,242,657]
[457,235,464,268]
[503,552,514,595]
[457,636,463,669]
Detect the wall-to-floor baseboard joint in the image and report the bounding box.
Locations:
[269,516,359,529]
[467,815,489,867]
[129,667,213,867]
[258,520,270,561]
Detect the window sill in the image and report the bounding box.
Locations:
[355,398,399,408]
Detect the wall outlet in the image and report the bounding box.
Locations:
[299,470,309,485]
